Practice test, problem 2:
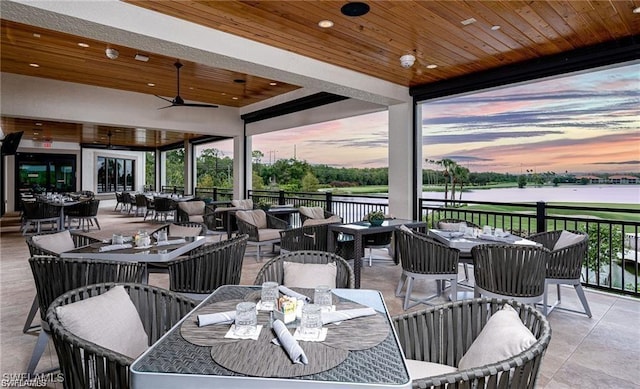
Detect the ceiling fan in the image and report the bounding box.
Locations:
[156,61,219,109]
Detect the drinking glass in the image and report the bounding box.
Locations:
[260,281,279,311]
[483,225,492,235]
[112,234,124,245]
[157,230,168,244]
[234,302,257,336]
[300,304,322,339]
[494,228,504,237]
[314,285,333,312]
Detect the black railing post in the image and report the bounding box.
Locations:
[213,188,218,201]
[279,190,285,205]
[536,201,546,233]
[326,192,333,213]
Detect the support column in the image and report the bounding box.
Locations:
[159,150,166,192]
[388,102,416,219]
[184,139,193,195]
[233,135,250,199]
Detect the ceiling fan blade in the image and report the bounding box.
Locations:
[181,102,219,108]
[155,95,174,103]
[157,104,175,110]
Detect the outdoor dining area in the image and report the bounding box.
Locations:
[1,197,635,389]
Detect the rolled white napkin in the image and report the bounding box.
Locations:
[271,320,308,365]
[98,243,133,252]
[197,310,236,327]
[322,307,377,325]
[157,238,187,246]
[278,286,311,302]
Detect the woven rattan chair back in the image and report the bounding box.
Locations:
[168,234,248,296]
[253,250,355,288]
[472,244,549,304]
[279,224,333,252]
[46,283,196,389]
[392,298,552,389]
[527,230,591,317]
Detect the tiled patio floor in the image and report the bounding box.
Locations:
[1,202,638,388]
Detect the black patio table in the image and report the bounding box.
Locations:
[327,219,427,288]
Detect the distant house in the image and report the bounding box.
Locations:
[608,175,638,184]
[575,175,603,184]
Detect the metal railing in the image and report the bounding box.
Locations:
[194,187,234,202]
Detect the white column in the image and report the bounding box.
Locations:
[184,139,193,195]
[159,151,167,192]
[388,102,415,219]
[233,134,250,199]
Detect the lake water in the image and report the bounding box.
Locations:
[422,185,639,204]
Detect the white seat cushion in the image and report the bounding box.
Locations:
[283,261,337,289]
[189,215,204,223]
[302,215,341,227]
[406,359,458,380]
[32,230,76,254]
[553,230,585,251]
[299,206,326,219]
[55,285,149,359]
[458,304,536,370]
[236,210,268,229]
[178,201,205,216]
[257,228,282,241]
[169,224,202,237]
[231,199,253,210]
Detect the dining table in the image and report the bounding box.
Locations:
[60,235,205,282]
[327,219,427,288]
[130,285,411,389]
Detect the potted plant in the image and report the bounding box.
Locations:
[257,199,271,211]
[367,210,386,226]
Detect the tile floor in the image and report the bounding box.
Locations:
[1,202,638,388]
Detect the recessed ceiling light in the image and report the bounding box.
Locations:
[35,122,42,126]
[147,83,155,87]
[29,63,39,67]
[221,92,227,95]
[426,64,438,69]
[634,6,640,13]
[461,18,477,26]
[33,132,39,135]
[318,20,334,28]
[269,82,277,86]
[491,25,501,31]
[232,97,239,100]
[33,33,40,38]
[134,53,149,62]
[78,42,90,48]
[341,2,370,17]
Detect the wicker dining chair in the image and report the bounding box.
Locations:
[395,227,460,310]
[46,283,196,389]
[254,250,355,289]
[298,206,340,225]
[23,231,102,333]
[527,230,591,317]
[392,298,552,389]
[167,234,248,300]
[279,223,334,252]
[472,244,549,312]
[114,191,125,211]
[437,218,481,283]
[235,209,289,261]
[27,256,146,376]
[153,196,177,222]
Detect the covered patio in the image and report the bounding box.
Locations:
[1,202,638,387]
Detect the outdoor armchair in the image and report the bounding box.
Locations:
[395,227,460,309]
[253,250,355,289]
[167,234,248,300]
[472,244,549,312]
[46,283,196,389]
[527,230,591,317]
[153,196,177,222]
[24,230,102,333]
[235,209,288,261]
[176,200,209,223]
[298,206,341,225]
[437,218,481,283]
[21,200,62,235]
[28,256,145,376]
[279,217,342,252]
[392,298,551,389]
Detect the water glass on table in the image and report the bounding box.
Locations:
[261,281,279,311]
[299,304,322,339]
[156,230,168,244]
[314,285,333,313]
[112,234,124,245]
[483,225,492,235]
[234,302,257,336]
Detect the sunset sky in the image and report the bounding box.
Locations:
[216,62,639,174]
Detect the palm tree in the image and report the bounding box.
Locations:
[427,158,456,202]
[455,165,470,202]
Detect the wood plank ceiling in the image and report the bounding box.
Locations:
[1,1,639,149]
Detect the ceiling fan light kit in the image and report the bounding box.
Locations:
[105,48,119,60]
